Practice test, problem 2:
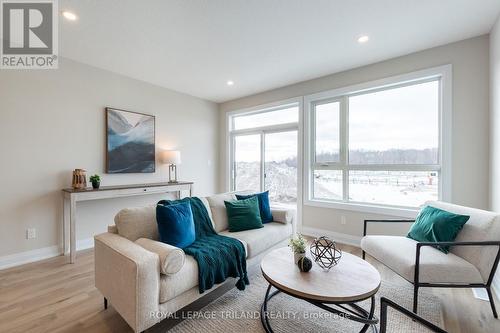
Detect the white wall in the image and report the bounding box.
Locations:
[0,58,219,260]
[489,14,500,296]
[219,36,490,239]
[491,16,500,212]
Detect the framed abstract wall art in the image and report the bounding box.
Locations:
[106,107,155,173]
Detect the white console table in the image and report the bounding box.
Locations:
[62,182,193,263]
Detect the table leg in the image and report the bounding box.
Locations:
[358,296,377,333]
[260,284,278,333]
[70,196,76,264]
[62,195,68,255]
[260,283,378,333]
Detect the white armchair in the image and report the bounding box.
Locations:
[361,201,500,318]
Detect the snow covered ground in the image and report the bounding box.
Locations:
[236,162,437,208]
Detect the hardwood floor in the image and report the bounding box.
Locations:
[0,245,499,333]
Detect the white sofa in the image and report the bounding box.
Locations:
[94,192,294,332]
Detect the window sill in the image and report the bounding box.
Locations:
[303,199,419,218]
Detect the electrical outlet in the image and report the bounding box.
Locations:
[26,228,36,239]
[340,216,347,225]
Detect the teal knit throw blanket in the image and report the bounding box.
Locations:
[157,197,249,293]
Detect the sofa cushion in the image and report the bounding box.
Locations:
[224,196,263,232]
[199,197,215,228]
[236,191,273,223]
[160,255,199,303]
[206,193,237,232]
[156,201,196,249]
[361,235,484,284]
[115,206,158,241]
[135,238,185,275]
[425,201,500,282]
[219,222,292,258]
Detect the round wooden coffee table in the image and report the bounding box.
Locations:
[260,247,381,333]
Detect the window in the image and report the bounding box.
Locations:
[306,66,451,212]
[229,102,300,206]
[232,106,298,130]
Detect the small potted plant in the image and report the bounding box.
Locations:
[289,233,307,264]
[89,174,101,189]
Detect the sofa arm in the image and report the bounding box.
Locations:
[135,238,186,275]
[271,208,294,224]
[94,232,160,333]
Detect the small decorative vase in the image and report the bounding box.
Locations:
[72,169,87,189]
[91,181,100,189]
[294,252,306,264]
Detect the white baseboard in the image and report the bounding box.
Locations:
[0,237,94,270]
[301,226,362,247]
[76,237,95,251]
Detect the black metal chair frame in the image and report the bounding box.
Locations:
[380,297,448,333]
[362,219,500,318]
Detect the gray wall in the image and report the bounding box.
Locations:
[0,58,219,258]
[219,35,490,238]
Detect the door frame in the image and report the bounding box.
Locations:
[225,97,304,233]
[232,127,299,196]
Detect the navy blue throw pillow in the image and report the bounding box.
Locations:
[156,202,195,249]
[236,191,273,223]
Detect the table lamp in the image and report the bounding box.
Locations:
[160,150,181,183]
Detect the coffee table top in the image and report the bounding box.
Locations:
[261,247,381,303]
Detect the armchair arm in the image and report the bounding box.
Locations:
[363,219,415,236]
[380,297,448,333]
[415,240,500,286]
[94,232,160,332]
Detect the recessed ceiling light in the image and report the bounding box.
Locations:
[62,11,78,21]
[358,35,370,43]
[226,80,234,86]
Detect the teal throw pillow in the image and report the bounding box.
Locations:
[407,205,469,253]
[224,196,263,232]
[156,201,196,249]
[236,191,273,223]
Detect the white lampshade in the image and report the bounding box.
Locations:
[160,150,181,165]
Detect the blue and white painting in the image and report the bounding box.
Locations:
[106,108,155,173]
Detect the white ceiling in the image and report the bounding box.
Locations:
[59,0,500,103]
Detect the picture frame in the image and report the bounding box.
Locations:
[105,107,156,173]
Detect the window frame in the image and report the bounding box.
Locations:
[304,65,452,217]
[226,98,303,205]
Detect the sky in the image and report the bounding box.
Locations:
[233,80,439,162]
[315,80,439,154]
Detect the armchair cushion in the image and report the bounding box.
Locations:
[425,201,500,282]
[135,238,186,275]
[407,205,469,253]
[361,235,483,284]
